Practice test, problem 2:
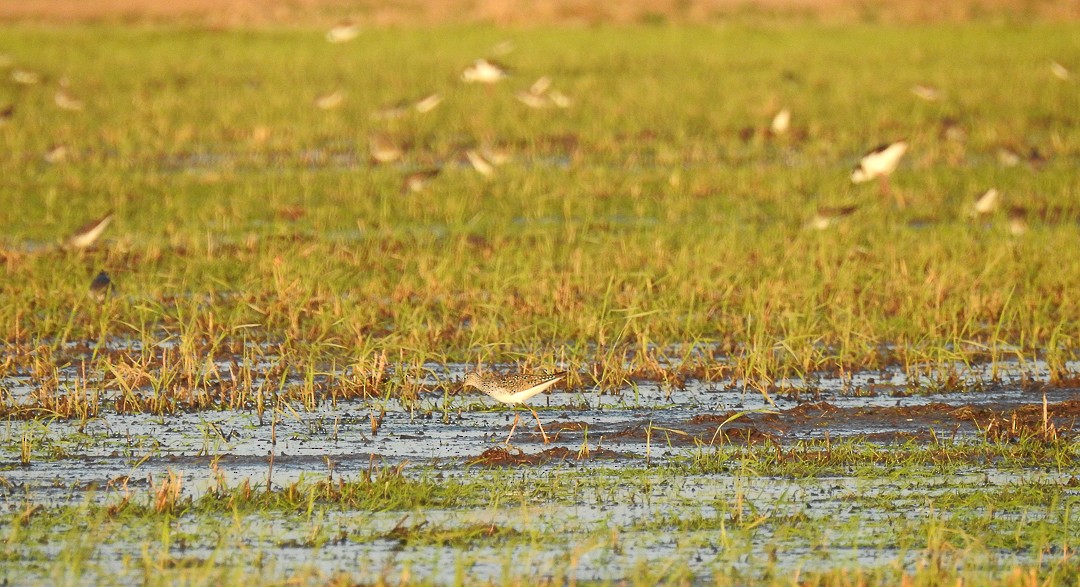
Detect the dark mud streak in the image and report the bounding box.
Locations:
[506,399,1080,454]
[468,446,627,466]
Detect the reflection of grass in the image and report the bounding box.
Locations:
[0,25,1078,415]
[3,452,1078,584]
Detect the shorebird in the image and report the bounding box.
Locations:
[461,59,509,84]
[515,76,570,109]
[528,76,552,96]
[66,211,114,250]
[806,205,857,230]
[851,140,909,207]
[372,94,442,120]
[54,87,84,111]
[910,85,944,101]
[371,100,410,121]
[547,90,571,108]
[1026,147,1047,170]
[939,117,966,143]
[325,21,360,44]
[480,146,512,166]
[970,188,1000,218]
[465,149,496,177]
[369,135,403,164]
[515,89,549,109]
[314,90,345,110]
[997,148,1021,167]
[491,40,515,56]
[401,168,440,194]
[89,271,112,302]
[44,144,69,164]
[1050,61,1070,81]
[770,109,791,135]
[10,69,40,85]
[1008,206,1028,236]
[463,370,567,444]
[413,93,442,113]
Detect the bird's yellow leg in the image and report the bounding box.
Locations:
[530,409,550,444]
[504,412,521,445]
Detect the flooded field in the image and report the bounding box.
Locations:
[3,356,1078,584]
[2,19,1080,586]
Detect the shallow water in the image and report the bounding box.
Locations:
[3,357,1078,497]
[2,355,1078,584]
[3,458,1072,584]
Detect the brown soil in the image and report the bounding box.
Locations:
[1,0,1077,26]
[594,399,1080,448]
[469,445,625,466]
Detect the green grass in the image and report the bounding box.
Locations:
[2,24,1080,411]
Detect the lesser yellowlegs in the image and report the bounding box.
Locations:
[463,370,567,444]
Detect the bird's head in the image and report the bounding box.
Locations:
[462,371,483,390]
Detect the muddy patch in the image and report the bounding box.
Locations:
[468,445,626,466]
